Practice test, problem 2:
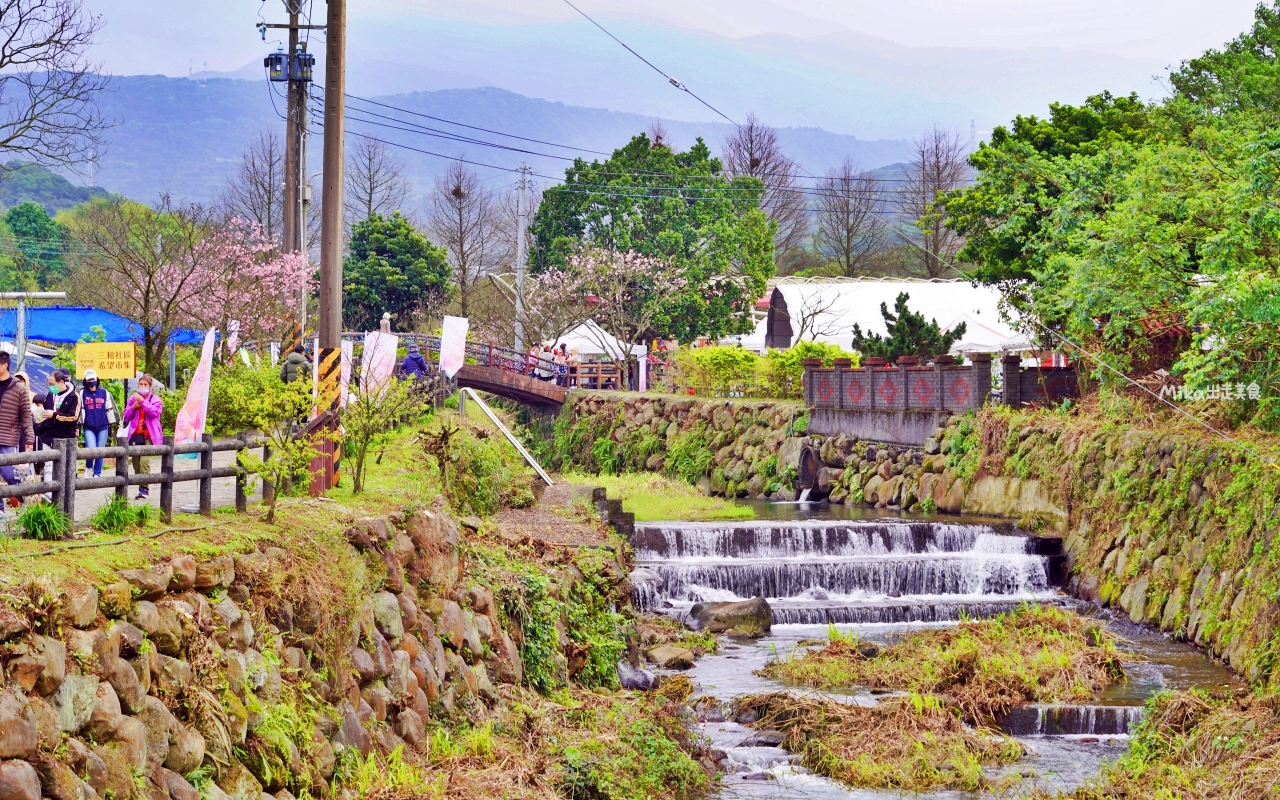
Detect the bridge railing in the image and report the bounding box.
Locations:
[342,333,529,375]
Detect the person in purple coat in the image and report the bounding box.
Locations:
[122,374,163,501]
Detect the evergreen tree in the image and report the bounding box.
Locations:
[849,292,966,359]
[343,211,451,332]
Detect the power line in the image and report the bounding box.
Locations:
[558,0,738,127]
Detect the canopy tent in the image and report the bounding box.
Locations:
[763,277,1027,355]
[0,305,206,345]
[553,320,646,360]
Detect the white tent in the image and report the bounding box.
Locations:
[765,277,1027,354]
[554,320,646,360]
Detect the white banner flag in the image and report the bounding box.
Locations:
[439,315,469,378]
[362,331,399,397]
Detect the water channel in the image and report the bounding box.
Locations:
[630,502,1241,799]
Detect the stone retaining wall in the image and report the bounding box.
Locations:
[0,507,540,799]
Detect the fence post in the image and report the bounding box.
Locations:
[116,435,129,501]
[262,440,275,506]
[1001,354,1022,408]
[199,433,213,516]
[160,436,174,524]
[235,432,247,514]
[59,439,76,522]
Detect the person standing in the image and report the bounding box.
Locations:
[399,343,429,380]
[280,344,310,384]
[36,370,79,496]
[122,374,163,501]
[0,353,34,509]
[78,369,118,479]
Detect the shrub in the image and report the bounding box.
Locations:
[159,362,288,438]
[421,420,532,516]
[758,340,861,399]
[16,502,71,541]
[671,345,760,396]
[90,494,149,534]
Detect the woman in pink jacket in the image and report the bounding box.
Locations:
[122,374,163,501]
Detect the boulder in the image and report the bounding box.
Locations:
[0,691,37,760]
[393,707,426,748]
[195,556,235,589]
[489,630,523,685]
[113,716,149,770]
[136,696,175,768]
[737,729,786,747]
[105,655,146,714]
[0,611,29,645]
[61,739,106,795]
[396,592,419,631]
[168,555,198,592]
[31,635,65,696]
[60,586,99,629]
[25,696,59,751]
[159,769,200,800]
[31,757,92,800]
[117,565,173,599]
[0,760,40,800]
[110,622,145,658]
[616,661,656,690]
[372,592,404,644]
[153,655,191,696]
[349,647,378,684]
[462,612,484,661]
[215,761,263,800]
[97,581,132,619]
[50,673,97,733]
[330,703,372,757]
[686,597,772,637]
[437,601,465,650]
[165,722,205,775]
[404,511,460,590]
[85,682,123,741]
[645,645,695,670]
[127,600,161,635]
[151,604,187,656]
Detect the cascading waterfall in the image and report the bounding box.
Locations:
[631,519,1059,623]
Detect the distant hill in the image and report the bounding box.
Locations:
[90,76,915,205]
[0,163,108,213]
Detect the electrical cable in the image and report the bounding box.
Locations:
[558,0,738,127]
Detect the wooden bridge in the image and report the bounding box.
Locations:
[346,333,567,407]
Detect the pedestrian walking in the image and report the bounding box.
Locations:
[0,353,34,512]
[122,374,163,501]
[399,343,430,380]
[78,369,118,479]
[280,344,311,384]
[36,369,79,497]
[11,371,32,452]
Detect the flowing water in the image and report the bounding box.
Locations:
[631,503,1240,799]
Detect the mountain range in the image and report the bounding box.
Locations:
[84,75,915,206]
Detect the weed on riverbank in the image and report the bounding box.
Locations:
[560,471,752,522]
[735,692,1024,792]
[760,605,1128,725]
[1052,689,1280,799]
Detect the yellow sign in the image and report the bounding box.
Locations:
[75,342,136,379]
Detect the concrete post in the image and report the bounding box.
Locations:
[1000,354,1021,407]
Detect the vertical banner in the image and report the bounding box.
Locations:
[439,315,469,378]
[362,331,399,396]
[175,328,217,456]
[227,320,240,356]
[639,354,647,392]
[339,339,353,408]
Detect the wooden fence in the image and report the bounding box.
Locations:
[0,434,267,524]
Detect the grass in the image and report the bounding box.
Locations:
[760,605,1128,726]
[1046,689,1280,800]
[638,613,720,656]
[735,691,1024,792]
[561,471,752,522]
[14,501,71,541]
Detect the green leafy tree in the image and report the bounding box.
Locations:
[530,133,775,340]
[237,378,325,523]
[849,292,966,360]
[5,201,68,288]
[344,376,428,493]
[343,211,451,332]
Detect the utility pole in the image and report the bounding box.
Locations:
[282,1,300,257]
[318,0,345,352]
[514,162,530,351]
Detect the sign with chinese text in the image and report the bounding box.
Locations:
[75,342,136,379]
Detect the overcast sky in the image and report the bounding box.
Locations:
[92,0,1262,76]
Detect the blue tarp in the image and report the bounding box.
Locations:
[0,305,206,345]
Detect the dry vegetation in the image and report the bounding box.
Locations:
[760,605,1128,725]
[734,692,1023,792]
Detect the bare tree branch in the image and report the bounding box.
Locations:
[814,157,885,277]
[898,125,969,278]
[428,159,505,319]
[344,135,410,229]
[0,0,107,169]
[218,129,285,247]
[722,112,809,269]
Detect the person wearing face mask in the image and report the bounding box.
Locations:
[122,374,162,501]
[0,353,34,510]
[77,369,118,479]
[38,369,80,447]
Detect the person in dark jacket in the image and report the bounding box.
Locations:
[0,352,34,504]
[38,369,79,447]
[400,343,429,380]
[78,369,118,478]
[280,345,310,383]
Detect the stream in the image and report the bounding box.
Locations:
[630,502,1241,799]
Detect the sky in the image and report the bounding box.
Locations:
[86,0,1265,138]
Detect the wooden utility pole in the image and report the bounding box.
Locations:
[282,1,301,257]
[319,0,345,350]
